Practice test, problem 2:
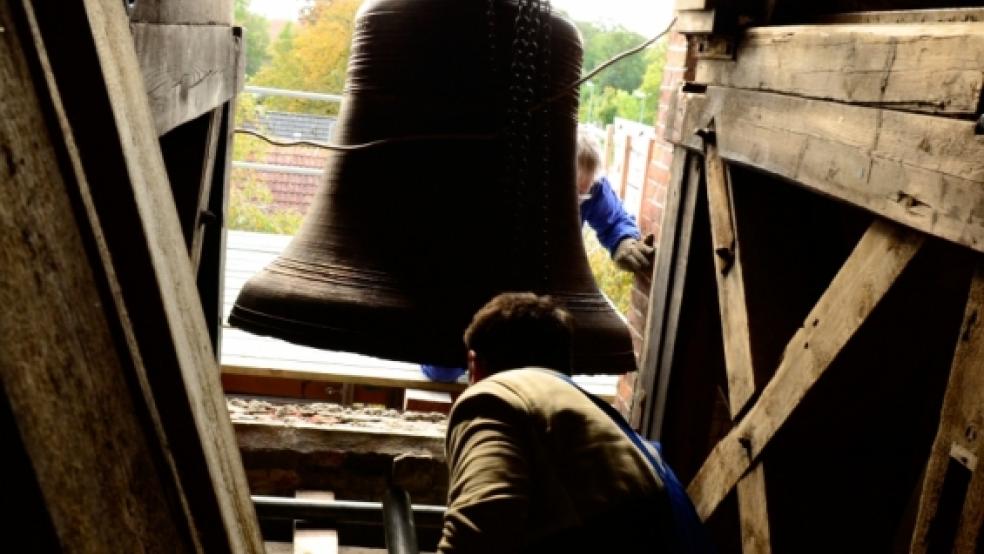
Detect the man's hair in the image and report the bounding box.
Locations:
[576,132,601,179]
[464,292,575,374]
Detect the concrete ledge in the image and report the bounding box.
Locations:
[231,399,449,505]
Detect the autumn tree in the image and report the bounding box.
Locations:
[234,0,271,79]
[250,0,363,115]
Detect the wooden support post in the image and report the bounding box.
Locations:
[619,135,633,200]
[702,134,753,414]
[634,152,700,436]
[604,124,615,172]
[687,219,924,520]
[0,2,198,549]
[22,0,262,550]
[196,101,237,353]
[911,264,984,553]
[702,138,771,552]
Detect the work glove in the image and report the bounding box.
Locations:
[613,236,655,274]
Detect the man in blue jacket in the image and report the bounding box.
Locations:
[576,132,654,274]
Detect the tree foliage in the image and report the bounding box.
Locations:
[583,229,633,316]
[228,177,305,235]
[250,0,362,115]
[234,0,271,79]
[578,38,667,126]
[576,21,647,92]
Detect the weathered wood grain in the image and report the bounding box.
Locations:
[132,22,241,135]
[27,0,263,550]
[673,87,984,255]
[704,145,754,414]
[129,0,233,25]
[687,220,924,520]
[636,153,700,436]
[695,23,984,115]
[911,264,984,553]
[705,147,771,552]
[737,466,771,553]
[816,8,984,24]
[1,2,197,550]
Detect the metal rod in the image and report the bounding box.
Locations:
[244,85,343,103]
[251,495,445,529]
[383,486,419,554]
[231,160,326,177]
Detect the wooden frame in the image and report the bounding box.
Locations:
[638,4,984,550]
[1,0,261,550]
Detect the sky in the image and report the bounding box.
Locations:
[249,0,675,39]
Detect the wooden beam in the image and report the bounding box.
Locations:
[131,23,241,135]
[0,3,198,549]
[635,152,700,436]
[673,87,984,256]
[676,0,712,10]
[197,100,237,353]
[702,141,753,414]
[695,23,984,116]
[703,143,771,552]
[128,0,233,25]
[25,0,262,550]
[815,8,984,24]
[687,219,924,520]
[677,9,717,33]
[911,264,984,553]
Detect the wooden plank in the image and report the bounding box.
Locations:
[911,264,984,553]
[160,108,224,256]
[129,0,233,25]
[635,152,700,436]
[704,145,771,551]
[0,3,198,550]
[695,23,984,116]
[674,87,984,256]
[131,23,241,135]
[816,8,984,24]
[294,492,339,554]
[26,0,263,551]
[737,467,771,553]
[703,143,753,414]
[687,219,924,520]
[677,9,717,33]
[190,109,224,268]
[619,135,633,199]
[198,100,237,353]
[676,0,712,10]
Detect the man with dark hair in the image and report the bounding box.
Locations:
[437,292,702,554]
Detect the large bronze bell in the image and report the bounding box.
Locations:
[230,0,637,374]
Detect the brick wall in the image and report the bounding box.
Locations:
[613,32,690,419]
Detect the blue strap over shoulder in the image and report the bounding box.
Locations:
[540,369,716,554]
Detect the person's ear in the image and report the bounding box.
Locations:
[467,350,483,385]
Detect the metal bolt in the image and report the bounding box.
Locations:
[976,114,984,135]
